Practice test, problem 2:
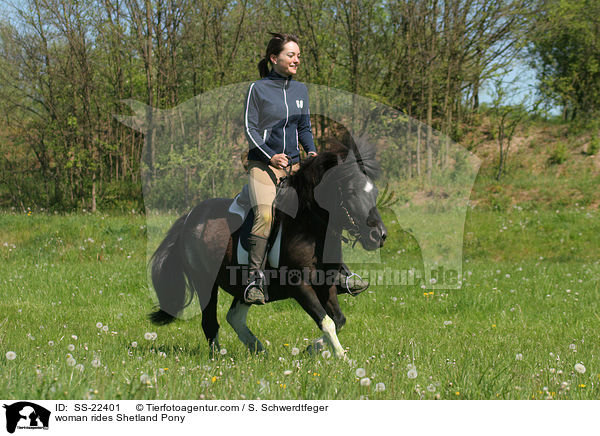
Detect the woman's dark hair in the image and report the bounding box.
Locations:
[257,32,299,78]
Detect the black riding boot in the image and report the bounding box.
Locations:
[336,263,369,296]
[244,234,269,305]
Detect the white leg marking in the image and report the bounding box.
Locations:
[226,302,264,353]
[321,315,345,358]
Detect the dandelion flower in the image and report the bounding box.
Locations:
[515,353,523,361]
[291,347,300,356]
[375,382,386,392]
[355,368,366,378]
[360,377,371,387]
[5,351,16,361]
[407,368,418,379]
[574,363,586,374]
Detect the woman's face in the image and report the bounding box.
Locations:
[271,41,301,76]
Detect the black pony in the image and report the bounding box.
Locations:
[148,137,387,358]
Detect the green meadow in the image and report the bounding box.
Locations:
[1,191,598,400]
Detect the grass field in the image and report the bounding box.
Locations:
[0,200,599,400]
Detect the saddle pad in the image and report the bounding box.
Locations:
[237,222,282,269]
[228,190,282,268]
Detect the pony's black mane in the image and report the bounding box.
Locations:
[287,135,380,206]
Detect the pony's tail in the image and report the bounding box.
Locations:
[148,214,192,325]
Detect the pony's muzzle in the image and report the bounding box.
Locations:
[367,207,387,247]
[369,227,386,247]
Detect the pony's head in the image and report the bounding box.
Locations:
[293,134,387,251]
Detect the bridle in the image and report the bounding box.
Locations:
[279,154,366,247]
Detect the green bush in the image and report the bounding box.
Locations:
[548,142,569,165]
[583,134,600,156]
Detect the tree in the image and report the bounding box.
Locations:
[529,0,600,120]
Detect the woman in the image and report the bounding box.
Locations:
[243,32,366,305]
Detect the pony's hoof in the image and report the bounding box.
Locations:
[247,340,265,355]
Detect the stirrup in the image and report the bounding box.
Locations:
[339,269,368,296]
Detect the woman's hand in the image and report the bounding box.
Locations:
[270,153,289,169]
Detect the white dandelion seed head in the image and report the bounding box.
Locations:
[96,322,103,329]
[574,363,586,374]
[443,320,453,326]
[219,348,227,356]
[283,370,292,376]
[407,363,416,371]
[321,350,331,359]
[67,344,75,351]
[5,351,16,361]
[140,373,151,384]
[407,369,418,379]
[355,368,366,378]
[102,325,109,332]
[48,341,54,346]
[427,384,436,392]
[66,357,76,366]
[75,364,84,372]
[375,382,386,392]
[144,332,153,340]
[360,377,371,387]
[131,342,138,348]
[515,353,523,361]
[291,347,300,356]
[91,358,101,368]
[71,335,78,340]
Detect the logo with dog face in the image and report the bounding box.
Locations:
[3,402,50,433]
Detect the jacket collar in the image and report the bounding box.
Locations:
[266,68,292,82]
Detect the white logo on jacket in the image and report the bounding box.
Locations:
[296,99,304,109]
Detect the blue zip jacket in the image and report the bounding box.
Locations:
[244,69,316,165]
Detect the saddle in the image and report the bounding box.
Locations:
[227,178,298,269]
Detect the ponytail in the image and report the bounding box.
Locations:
[257,57,270,78]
